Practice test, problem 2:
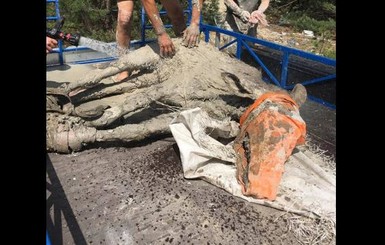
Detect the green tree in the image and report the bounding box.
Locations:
[47,0,336,48]
[56,0,119,41]
[202,0,219,25]
[270,0,335,20]
[269,0,336,38]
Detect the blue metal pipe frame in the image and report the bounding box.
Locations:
[46,0,64,65]
[200,24,336,108]
[46,230,52,245]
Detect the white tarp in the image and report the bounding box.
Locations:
[169,107,335,221]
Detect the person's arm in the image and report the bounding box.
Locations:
[140,0,175,57]
[224,0,250,23]
[46,36,58,54]
[182,0,205,47]
[249,0,270,26]
[257,0,270,13]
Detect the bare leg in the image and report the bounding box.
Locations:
[160,0,186,36]
[116,0,134,81]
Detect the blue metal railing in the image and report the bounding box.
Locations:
[46,230,52,245]
[202,25,336,87]
[200,24,336,108]
[46,0,64,65]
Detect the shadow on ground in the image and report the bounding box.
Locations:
[46,155,87,245]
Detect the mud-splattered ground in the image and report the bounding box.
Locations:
[47,138,304,245]
[46,100,335,245]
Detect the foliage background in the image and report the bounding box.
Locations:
[46,0,335,55]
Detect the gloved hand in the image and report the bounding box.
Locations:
[182,23,200,48]
[239,10,251,23]
[249,10,269,26]
[157,32,176,58]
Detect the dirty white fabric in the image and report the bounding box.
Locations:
[169,108,336,221]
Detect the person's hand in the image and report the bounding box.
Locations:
[157,33,176,58]
[249,10,269,26]
[239,10,251,23]
[46,36,58,54]
[182,23,200,48]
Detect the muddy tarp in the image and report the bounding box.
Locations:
[169,107,335,221]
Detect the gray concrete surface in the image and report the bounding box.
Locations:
[47,139,302,244]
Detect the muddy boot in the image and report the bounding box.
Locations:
[290,83,307,107]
